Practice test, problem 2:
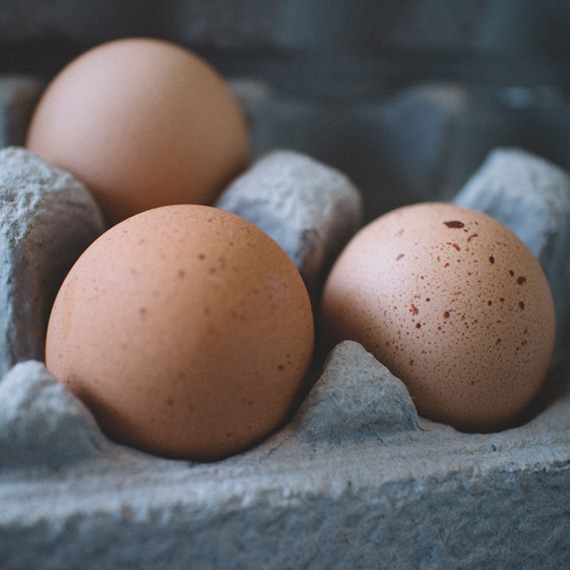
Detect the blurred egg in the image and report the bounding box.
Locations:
[26,37,250,226]
[45,205,314,461]
[320,202,555,431]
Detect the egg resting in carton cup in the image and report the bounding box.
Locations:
[319,202,555,433]
[26,37,250,228]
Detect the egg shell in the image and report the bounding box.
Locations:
[26,37,250,227]
[320,202,556,431]
[45,205,314,461]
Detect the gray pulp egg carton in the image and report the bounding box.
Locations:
[2,74,570,569]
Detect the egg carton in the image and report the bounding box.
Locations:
[1,75,570,569]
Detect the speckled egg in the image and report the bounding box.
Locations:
[45,205,314,461]
[320,202,555,431]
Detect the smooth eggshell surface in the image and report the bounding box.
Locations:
[26,37,250,227]
[320,202,555,431]
[45,205,314,461]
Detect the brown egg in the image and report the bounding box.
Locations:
[45,205,314,461]
[320,202,555,431]
[26,37,250,227]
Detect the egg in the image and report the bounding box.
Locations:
[26,37,250,227]
[320,202,555,431]
[45,205,314,461]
